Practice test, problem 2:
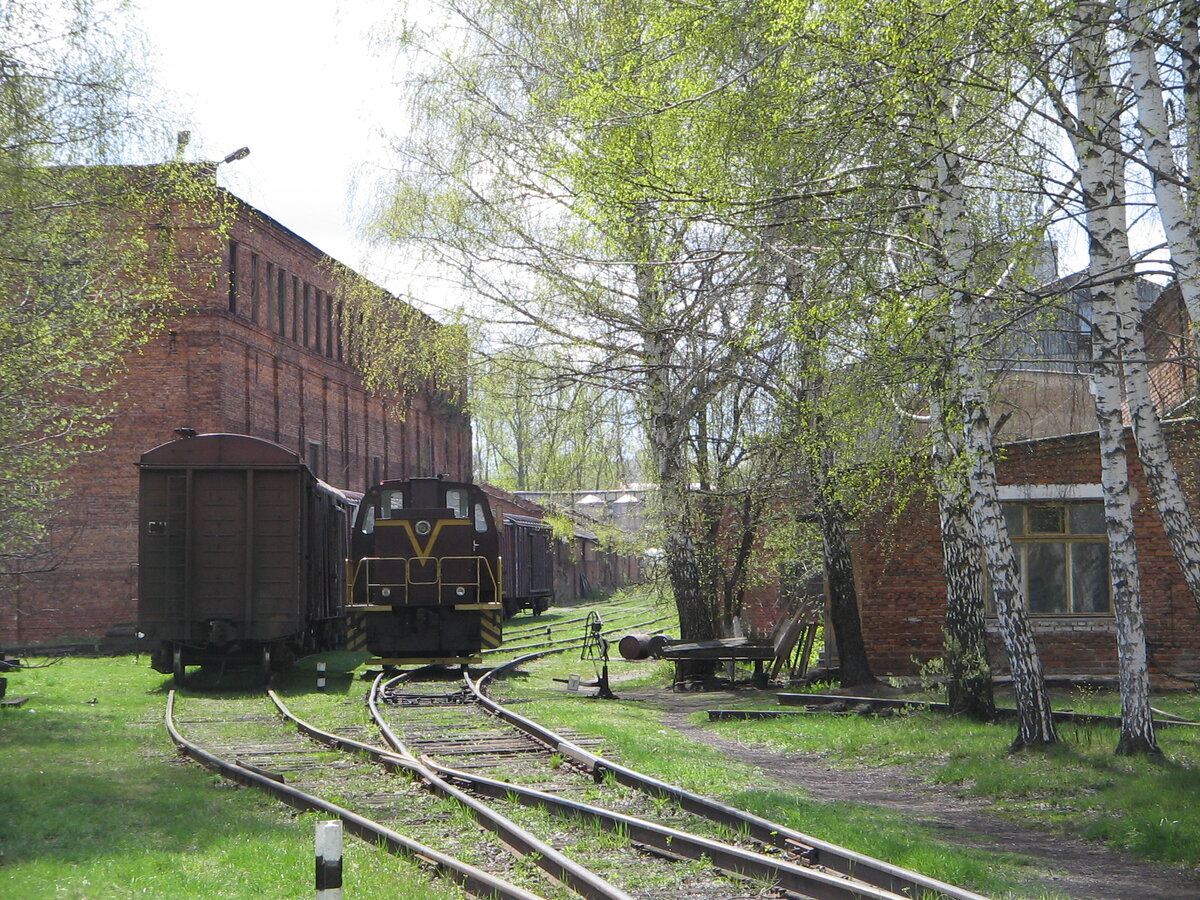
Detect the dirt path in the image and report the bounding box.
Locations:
[621,686,1200,900]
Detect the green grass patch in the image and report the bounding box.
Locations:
[0,657,468,899]
[698,701,1200,868]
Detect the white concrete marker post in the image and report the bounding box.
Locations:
[317,660,327,692]
[315,819,343,899]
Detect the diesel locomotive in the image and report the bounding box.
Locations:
[344,476,503,665]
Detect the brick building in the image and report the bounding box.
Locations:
[2,183,471,648]
[854,421,1200,677]
[852,282,1200,678]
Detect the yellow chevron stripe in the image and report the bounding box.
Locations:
[373,518,470,557]
[344,609,368,652]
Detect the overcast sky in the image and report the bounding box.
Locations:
[136,1,404,285]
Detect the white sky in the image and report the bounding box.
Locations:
[133,2,1161,293]
[135,1,406,287]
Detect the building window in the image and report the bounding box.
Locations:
[999,500,1110,615]
[276,266,287,336]
[325,293,334,357]
[335,299,344,362]
[227,240,238,313]
[307,440,323,478]
[250,252,259,323]
[303,284,311,347]
[266,262,275,329]
[291,276,300,342]
[314,289,322,351]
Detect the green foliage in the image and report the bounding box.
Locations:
[0,2,226,576]
[471,342,636,491]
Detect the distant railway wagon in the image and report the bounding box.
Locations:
[501,513,554,617]
[137,432,352,682]
[345,477,503,665]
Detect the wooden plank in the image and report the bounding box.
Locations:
[660,646,776,661]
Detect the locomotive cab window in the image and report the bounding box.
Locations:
[474,502,488,533]
[378,489,405,520]
[445,488,469,518]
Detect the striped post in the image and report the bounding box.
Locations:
[316,661,327,692]
[315,819,342,899]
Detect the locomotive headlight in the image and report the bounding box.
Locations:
[456,587,466,597]
[415,520,432,536]
[381,587,392,598]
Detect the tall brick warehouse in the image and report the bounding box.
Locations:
[2,181,471,647]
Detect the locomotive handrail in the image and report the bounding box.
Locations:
[345,555,501,607]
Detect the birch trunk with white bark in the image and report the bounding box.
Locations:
[931,388,996,720]
[1122,0,1200,328]
[930,120,1056,747]
[1071,2,1160,754]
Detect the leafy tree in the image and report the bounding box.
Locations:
[0,1,220,578]
[471,342,636,492]
[367,0,802,661]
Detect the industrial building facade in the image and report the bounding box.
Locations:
[1,187,471,648]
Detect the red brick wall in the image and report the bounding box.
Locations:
[854,422,1200,677]
[0,194,471,647]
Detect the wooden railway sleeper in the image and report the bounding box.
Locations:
[469,658,990,900]
[165,692,546,900]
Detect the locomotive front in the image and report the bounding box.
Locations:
[345,477,502,665]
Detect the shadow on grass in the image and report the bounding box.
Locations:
[1,709,305,869]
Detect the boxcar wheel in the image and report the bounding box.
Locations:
[172,645,186,686]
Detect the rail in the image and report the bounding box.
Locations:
[302,678,918,900]
[164,691,546,900]
[468,662,989,900]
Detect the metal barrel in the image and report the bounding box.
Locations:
[618,634,655,660]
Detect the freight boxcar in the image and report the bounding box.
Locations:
[501,513,554,617]
[137,432,352,683]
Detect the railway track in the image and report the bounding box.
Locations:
[164,691,547,900]
[165,650,989,899]
[368,657,987,900]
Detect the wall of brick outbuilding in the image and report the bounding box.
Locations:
[0,192,471,648]
[853,422,1200,677]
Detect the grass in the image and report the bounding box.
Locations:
[3,587,1199,898]
[0,657,468,900]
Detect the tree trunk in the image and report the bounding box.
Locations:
[925,112,1054,747]
[1122,0,1200,330]
[640,255,718,677]
[1071,7,1160,754]
[812,473,877,688]
[958,374,1058,748]
[930,394,996,720]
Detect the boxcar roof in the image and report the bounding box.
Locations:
[138,433,301,468]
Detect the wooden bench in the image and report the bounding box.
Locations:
[659,612,819,688]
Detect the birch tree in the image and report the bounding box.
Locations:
[812,0,1058,744]
[1121,0,1200,332]
[1062,0,1160,754]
